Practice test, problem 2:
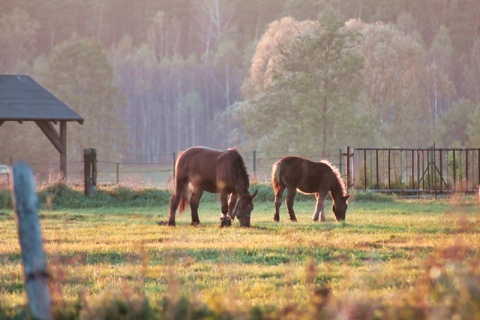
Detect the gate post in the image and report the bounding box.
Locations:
[346,146,353,190]
[84,148,97,196]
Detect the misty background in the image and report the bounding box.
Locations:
[1,0,480,168]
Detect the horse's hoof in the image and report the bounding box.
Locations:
[220,218,232,227]
[273,216,280,222]
[191,221,200,226]
[291,218,297,222]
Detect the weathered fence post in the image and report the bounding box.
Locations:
[12,162,52,320]
[84,148,97,196]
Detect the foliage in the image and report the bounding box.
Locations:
[466,103,480,146]
[350,191,397,202]
[0,188,13,209]
[37,35,128,161]
[250,183,315,203]
[352,20,431,147]
[0,7,39,72]
[0,182,326,210]
[2,1,480,164]
[436,99,476,146]
[237,19,365,155]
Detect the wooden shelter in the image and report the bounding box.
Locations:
[0,75,84,178]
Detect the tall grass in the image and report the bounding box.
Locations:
[0,184,479,319]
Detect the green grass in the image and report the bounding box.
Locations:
[1,186,480,319]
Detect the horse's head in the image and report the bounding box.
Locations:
[232,190,258,227]
[332,194,350,221]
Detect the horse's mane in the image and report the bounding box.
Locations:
[320,160,347,195]
[226,148,250,188]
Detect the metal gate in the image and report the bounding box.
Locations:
[351,147,480,194]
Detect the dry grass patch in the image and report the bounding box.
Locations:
[1,196,480,319]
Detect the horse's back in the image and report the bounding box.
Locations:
[175,147,221,191]
[273,156,330,193]
[175,147,245,194]
[272,156,307,186]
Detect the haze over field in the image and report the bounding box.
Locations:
[1,0,480,164]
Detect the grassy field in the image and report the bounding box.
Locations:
[1,189,480,319]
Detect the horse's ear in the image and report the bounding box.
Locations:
[251,190,258,200]
[344,194,351,201]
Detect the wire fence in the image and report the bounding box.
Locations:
[0,149,347,190]
[7,146,477,195]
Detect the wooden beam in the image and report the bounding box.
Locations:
[60,121,67,178]
[35,120,67,179]
[35,121,64,153]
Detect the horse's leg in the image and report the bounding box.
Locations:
[168,192,179,226]
[285,188,297,222]
[228,192,238,220]
[312,193,326,222]
[220,191,231,227]
[190,188,203,226]
[273,185,285,222]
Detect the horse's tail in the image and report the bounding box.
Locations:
[178,186,189,214]
[173,155,189,214]
[271,160,282,193]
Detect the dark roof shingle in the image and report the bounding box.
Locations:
[0,75,83,123]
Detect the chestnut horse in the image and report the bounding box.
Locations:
[168,147,258,227]
[272,156,350,222]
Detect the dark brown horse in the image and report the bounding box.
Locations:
[168,147,258,227]
[272,156,350,222]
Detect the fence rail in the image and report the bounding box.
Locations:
[3,147,480,195]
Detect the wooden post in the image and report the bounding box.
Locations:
[346,146,353,190]
[364,149,367,190]
[388,149,391,190]
[59,121,67,180]
[12,162,52,320]
[83,148,97,196]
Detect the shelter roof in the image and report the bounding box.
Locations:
[0,75,83,123]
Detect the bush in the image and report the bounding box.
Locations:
[250,183,319,202]
[351,190,397,202]
[0,189,13,209]
[0,182,400,211]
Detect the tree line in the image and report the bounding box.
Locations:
[1,0,480,165]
